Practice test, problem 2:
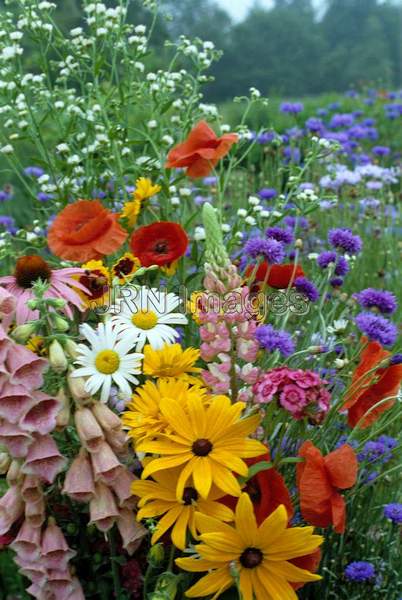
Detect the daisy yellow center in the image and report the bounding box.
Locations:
[240,547,263,569]
[95,350,120,374]
[131,310,158,330]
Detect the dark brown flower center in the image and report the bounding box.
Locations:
[182,486,198,505]
[154,241,168,254]
[244,479,261,504]
[114,258,134,277]
[15,255,52,289]
[80,270,108,299]
[192,438,213,456]
[240,547,263,569]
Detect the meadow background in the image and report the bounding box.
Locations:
[0,0,401,599]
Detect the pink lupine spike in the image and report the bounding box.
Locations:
[90,441,121,484]
[62,449,95,503]
[0,383,36,423]
[22,434,67,484]
[74,408,104,452]
[89,482,119,532]
[10,520,42,561]
[6,344,47,390]
[110,467,136,508]
[117,507,147,555]
[0,420,33,457]
[0,485,24,535]
[25,494,46,528]
[20,392,60,435]
[41,518,76,571]
[91,402,121,433]
[21,476,42,503]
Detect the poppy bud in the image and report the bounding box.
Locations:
[49,340,68,373]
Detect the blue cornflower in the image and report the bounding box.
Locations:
[280,101,304,114]
[294,277,319,302]
[258,187,277,200]
[353,288,397,315]
[328,228,362,254]
[330,277,344,288]
[358,435,397,464]
[244,237,285,264]
[383,503,402,524]
[283,215,309,229]
[265,226,294,245]
[355,312,398,347]
[390,353,402,365]
[255,324,295,357]
[344,561,376,582]
[24,166,45,177]
[372,145,390,157]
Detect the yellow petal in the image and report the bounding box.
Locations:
[267,529,323,561]
[266,560,322,583]
[218,413,261,441]
[176,457,197,501]
[171,506,191,550]
[187,394,207,438]
[136,439,189,455]
[193,458,212,499]
[209,459,242,497]
[255,565,297,600]
[258,505,288,551]
[198,533,241,555]
[142,454,191,479]
[184,567,233,598]
[137,501,171,520]
[239,569,254,600]
[234,493,258,547]
[151,504,183,544]
[175,557,217,572]
[198,499,234,523]
[160,398,194,440]
[194,543,239,563]
[211,450,248,477]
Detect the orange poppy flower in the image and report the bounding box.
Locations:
[48,200,127,262]
[165,121,238,178]
[245,262,305,289]
[342,339,402,429]
[296,441,358,534]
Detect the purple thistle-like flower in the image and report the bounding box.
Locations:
[265,226,294,245]
[258,187,277,200]
[255,324,295,357]
[37,192,54,202]
[317,251,337,268]
[283,215,309,229]
[330,277,344,288]
[24,166,45,178]
[383,503,402,524]
[353,288,397,315]
[355,312,398,347]
[294,277,320,302]
[335,256,350,277]
[390,353,402,365]
[244,237,285,264]
[344,562,376,582]
[328,228,362,254]
[372,146,390,157]
[280,102,304,114]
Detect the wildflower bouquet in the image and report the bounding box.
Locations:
[0,1,401,599]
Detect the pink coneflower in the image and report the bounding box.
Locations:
[0,255,87,325]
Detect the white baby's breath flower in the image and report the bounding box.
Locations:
[162,135,174,145]
[194,226,206,241]
[56,143,69,154]
[237,209,247,217]
[0,144,13,154]
[245,216,256,226]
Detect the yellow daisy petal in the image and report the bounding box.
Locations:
[235,493,259,547]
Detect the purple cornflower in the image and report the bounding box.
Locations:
[358,435,397,465]
[24,166,45,178]
[203,176,217,186]
[255,324,295,357]
[0,215,16,232]
[265,226,294,245]
[317,250,337,268]
[283,215,309,229]
[37,192,54,202]
[244,237,285,264]
[330,277,344,288]
[372,146,390,157]
[353,288,397,315]
[328,228,362,254]
[0,190,11,202]
[383,503,402,524]
[258,187,277,200]
[344,562,375,582]
[355,312,398,347]
[280,102,304,114]
[305,117,324,133]
[390,353,402,365]
[294,277,319,302]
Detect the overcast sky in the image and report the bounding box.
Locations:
[216,0,325,21]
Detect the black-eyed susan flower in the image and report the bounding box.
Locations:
[132,467,233,550]
[121,177,161,228]
[111,252,141,284]
[122,378,208,444]
[26,335,47,356]
[76,260,111,309]
[142,344,201,384]
[176,493,322,600]
[137,395,265,500]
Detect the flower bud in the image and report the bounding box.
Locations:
[46,298,66,309]
[27,299,39,310]
[49,313,69,332]
[151,572,180,600]
[67,370,91,402]
[12,323,36,343]
[64,339,80,360]
[295,238,303,249]
[148,543,165,567]
[6,459,21,485]
[55,388,71,430]
[0,451,11,475]
[49,340,68,373]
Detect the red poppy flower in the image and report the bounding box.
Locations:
[297,441,358,534]
[165,121,238,178]
[291,549,322,591]
[245,262,305,289]
[130,221,188,267]
[48,200,127,262]
[342,338,402,429]
[220,450,294,524]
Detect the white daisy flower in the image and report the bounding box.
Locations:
[72,321,143,403]
[111,286,188,351]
